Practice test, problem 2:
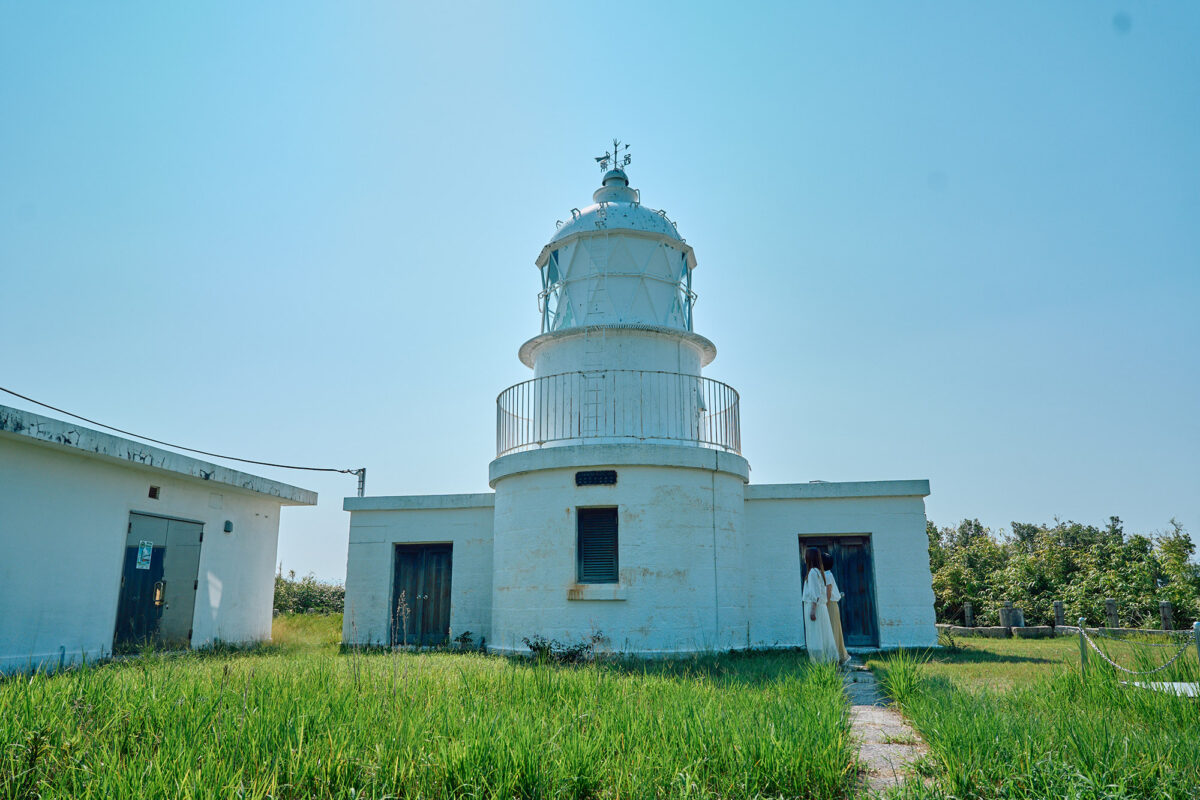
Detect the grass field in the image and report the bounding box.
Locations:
[0,614,855,800]
[868,633,1200,800]
[6,618,1197,799]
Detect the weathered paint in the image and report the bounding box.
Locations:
[0,405,316,505]
[525,327,711,376]
[744,487,937,650]
[341,475,936,654]
[341,495,494,647]
[0,423,316,674]
[489,459,748,655]
[340,164,937,656]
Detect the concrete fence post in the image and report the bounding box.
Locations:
[1000,601,1014,628]
[1053,600,1065,628]
[1159,601,1174,631]
[1078,617,1088,678]
[963,601,974,628]
[1104,598,1119,629]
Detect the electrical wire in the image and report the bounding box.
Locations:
[0,385,361,475]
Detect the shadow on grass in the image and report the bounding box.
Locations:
[338,642,823,686]
[930,649,1061,666]
[496,646,822,687]
[864,646,1061,667]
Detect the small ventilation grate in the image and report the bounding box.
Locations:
[576,470,617,486]
[148,486,160,499]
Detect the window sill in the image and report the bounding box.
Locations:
[567,585,627,601]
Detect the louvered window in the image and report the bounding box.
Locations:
[576,470,617,486]
[577,507,618,584]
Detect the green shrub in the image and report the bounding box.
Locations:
[521,632,606,663]
[273,568,344,614]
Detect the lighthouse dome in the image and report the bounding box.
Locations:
[549,168,684,245]
[535,157,698,335]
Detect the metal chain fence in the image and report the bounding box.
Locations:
[1077,620,1197,677]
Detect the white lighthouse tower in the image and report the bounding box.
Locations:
[489,142,752,654]
[341,144,937,656]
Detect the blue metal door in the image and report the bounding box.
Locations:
[798,535,879,647]
[113,545,166,649]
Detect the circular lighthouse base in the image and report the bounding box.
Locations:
[488,443,751,656]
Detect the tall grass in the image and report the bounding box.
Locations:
[0,633,855,799]
[271,612,344,650]
[875,642,1200,800]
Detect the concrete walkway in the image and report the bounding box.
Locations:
[843,659,928,796]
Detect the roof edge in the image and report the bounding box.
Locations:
[345,493,495,512]
[0,404,318,506]
[518,325,717,368]
[745,480,931,500]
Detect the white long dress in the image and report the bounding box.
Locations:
[803,567,839,663]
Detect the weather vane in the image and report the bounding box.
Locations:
[594,138,632,172]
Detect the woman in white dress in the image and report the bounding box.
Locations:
[802,547,839,663]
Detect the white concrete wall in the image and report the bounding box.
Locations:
[490,446,748,655]
[341,494,495,647]
[743,482,937,650]
[0,435,293,673]
[530,328,705,378]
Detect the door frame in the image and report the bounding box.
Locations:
[128,510,206,525]
[797,533,880,648]
[113,511,206,650]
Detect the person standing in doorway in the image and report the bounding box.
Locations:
[823,551,851,666]
[802,547,839,663]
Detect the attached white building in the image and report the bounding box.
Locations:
[343,157,936,655]
[0,404,317,673]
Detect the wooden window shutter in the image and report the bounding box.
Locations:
[577,507,618,584]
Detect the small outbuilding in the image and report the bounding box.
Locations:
[0,404,317,674]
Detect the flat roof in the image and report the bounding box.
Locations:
[745,480,930,500]
[344,493,495,512]
[0,404,317,506]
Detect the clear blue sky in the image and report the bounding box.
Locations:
[3,3,1197,580]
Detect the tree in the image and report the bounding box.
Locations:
[927,516,1198,628]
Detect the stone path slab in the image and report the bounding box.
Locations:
[843,660,928,796]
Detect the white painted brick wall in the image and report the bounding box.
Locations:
[743,490,937,650]
[342,500,495,647]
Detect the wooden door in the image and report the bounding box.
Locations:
[798,535,879,647]
[391,544,453,646]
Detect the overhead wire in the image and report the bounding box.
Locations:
[0,385,362,476]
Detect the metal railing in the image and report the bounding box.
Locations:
[496,370,740,457]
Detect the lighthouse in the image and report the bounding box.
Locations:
[488,142,751,653]
[342,145,937,655]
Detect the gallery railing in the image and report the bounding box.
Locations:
[496,370,740,457]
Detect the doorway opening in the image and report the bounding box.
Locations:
[391,543,453,647]
[798,534,879,648]
[113,512,203,652]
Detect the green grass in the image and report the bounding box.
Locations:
[271,611,345,650]
[0,615,855,799]
[870,635,1078,694]
[868,634,1200,800]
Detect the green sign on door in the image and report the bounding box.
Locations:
[136,540,153,570]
